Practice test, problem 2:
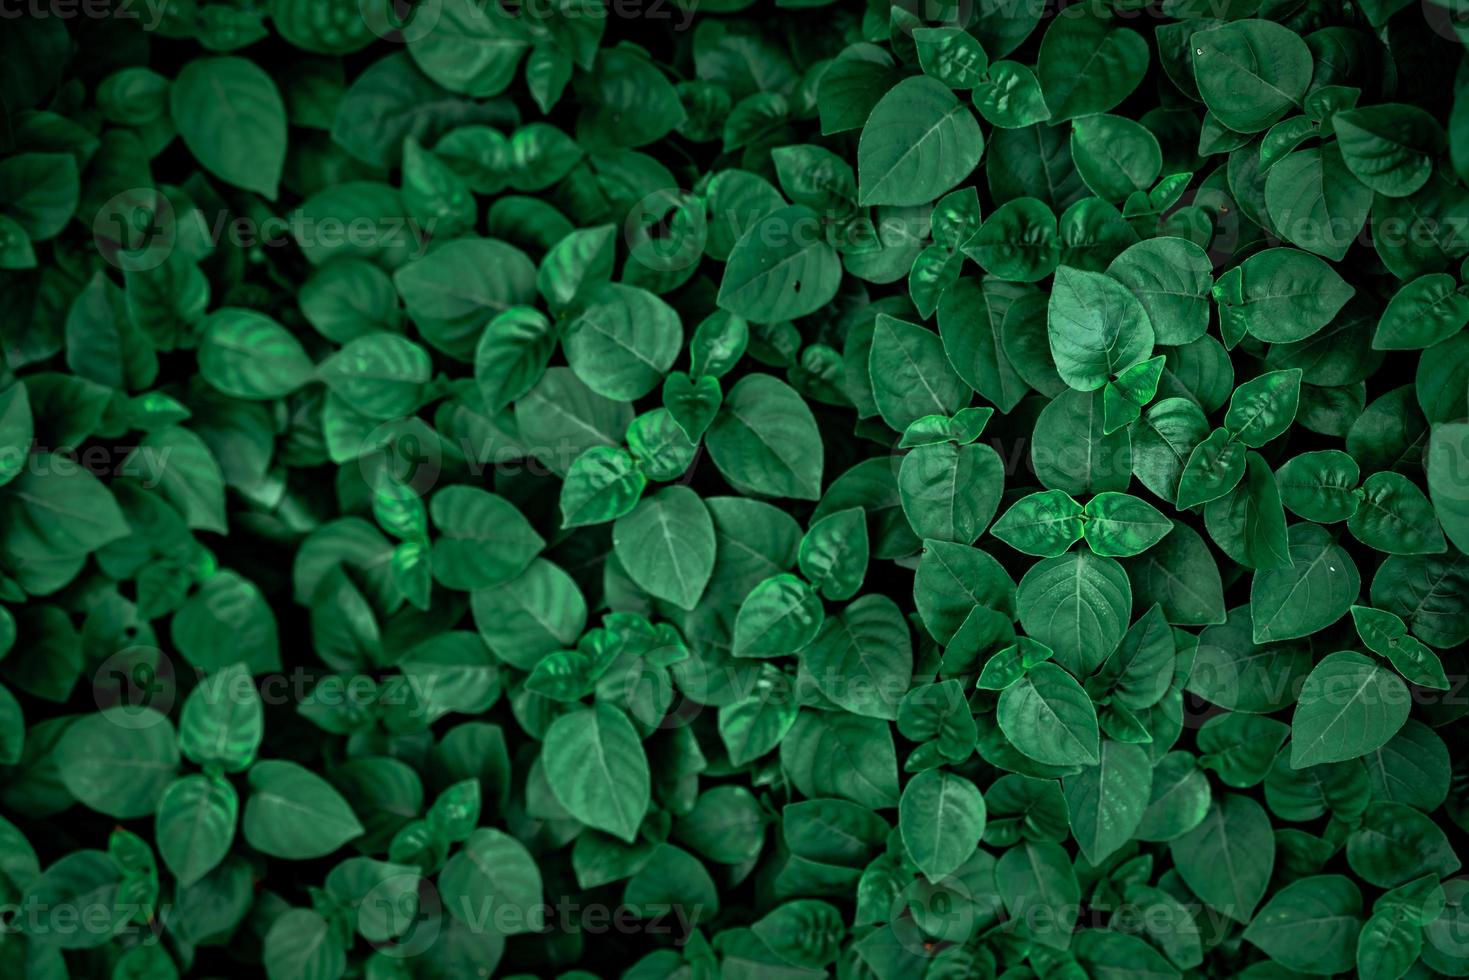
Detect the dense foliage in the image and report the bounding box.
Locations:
[3,1,1469,978]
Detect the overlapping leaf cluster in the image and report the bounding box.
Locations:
[2,1,1469,978]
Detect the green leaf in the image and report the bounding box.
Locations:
[939,278,1032,412]
[913,539,1016,645]
[123,427,227,533]
[0,153,77,243]
[243,760,363,859]
[1277,450,1361,522]
[690,311,749,379]
[662,372,722,442]
[171,571,281,675]
[718,205,842,322]
[1427,423,1469,555]
[197,309,314,400]
[964,198,1060,283]
[0,383,33,489]
[1348,470,1446,556]
[1131,397,1211,505]
[326,858,422,944]
[997,662,1101,767]
[1070,114,1162,203]
[1224,369,1302,447]
[1374,274,1469,350]
[395,238,538,359]
[1347,801,1461,888]
[612,486,716,611]
[402,136,475,239]
[1120,521,1227,627]
[621,842,716,926]
[18,849,127,950]
[626,408,696,483]
[1290,651,1411,767]
[439,828,544,934]
[705,374,824,500]
[1215,248,1354,344]
[676,785,765,865]
[781,710,899,809]
[1198,713,1288,788]
[537,224,616,314]
[898,679,978,757]
[991,489,1085,558]
[798,507,869,601]
[733,573,824,658]
[1190,21,1311,133]
[1203,451,1291,570]
[1334,104,1444,198]
[179,663,264,773]
[1106,237,1213,345]
[1243,875,1363,974]
[857,76,983,206]
[156,775,237,889]
[1188,606,1314,713]
[1037,7,1148,123]
[899,769,986,882]
[913,27,989,89]
[870,314,970,432]
[474,306,556,412]
[801,594,913,720]
[1047,265,1155,392]
[718,668,799,767]
[319,333,433,420]
[560,447,647,528]
[564,283,683,401]
[972,61,1050,128]
[1263,144,1371,261]
[771,144,857,213]
[1017,551,1132,675]
[1170,793,1274,922]
[543,704,650,843]
[995,840,1081,950]
[430,486,545,591]
[1095,604,1177,710]
[1357,908,1423,980]
[262,908,346,980]
[171,57,286,198]
[406,0,529,97]
[1363,720,1452,810]
[1063,739,1152,865]
[57,708,179,819]
[1250,523,1360,643]
[471,559,586,671]
[898,441,1004,545]
[1176,428,1247,510]
[1082,492,1173,558]
[751,899,845,969]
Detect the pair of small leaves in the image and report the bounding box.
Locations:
[732,508,874,657]
[993,490,1171,559]
[1175,369,1302,510]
